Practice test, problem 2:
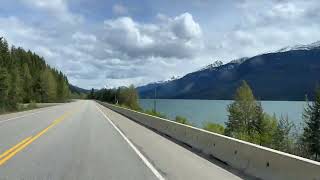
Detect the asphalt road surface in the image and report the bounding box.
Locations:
[0,100,247,180]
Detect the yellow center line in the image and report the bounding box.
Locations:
[0,109,76,166]
[0,137,32,160]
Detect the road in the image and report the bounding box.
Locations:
[0,100,246,180]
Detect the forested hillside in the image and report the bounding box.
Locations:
[0,37,70,112]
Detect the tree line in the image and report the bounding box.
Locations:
[88,85,140,111]
[0,37,70,113]
[88,85,173,118]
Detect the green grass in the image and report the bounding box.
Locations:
[0,101,38,115]
[144,110,167,118]
[175,115,192,125]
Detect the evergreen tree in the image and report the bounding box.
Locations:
[21,63,32,103]
[0,38,10,67]
[88,88,95,99]
[0,68,9,111]
[57,73,70,102]
[252,102,269,145]
[33,75,43,103]
[302,86,320,161]
[40,69,57,102]
[273,115,294,152]
[8,67,22,109]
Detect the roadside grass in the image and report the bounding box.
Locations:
[0,101,38,115]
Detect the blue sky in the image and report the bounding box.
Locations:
[1,0,320,88]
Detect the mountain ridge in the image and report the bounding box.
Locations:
[69,84,90,94]
[138,41,320,100]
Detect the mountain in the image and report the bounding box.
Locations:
[69,84,90,94]
[138,41,320,100]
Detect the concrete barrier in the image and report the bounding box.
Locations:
[98,101,320,180]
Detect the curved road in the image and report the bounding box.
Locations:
[0,100,246,180]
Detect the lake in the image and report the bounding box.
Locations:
[139,99,307,128]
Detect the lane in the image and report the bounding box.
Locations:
[0,102,73,123]
[0,101,78,157]
[0,110,45,124]
[96,105,164,180]
[97,102,248,180]
[0,100,158,180]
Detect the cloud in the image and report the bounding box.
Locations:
[21,0,83,24]
[112,4,128,15]
[2,0,320,89]
[72,32,97,42]
[170,13,202,40]
[0,16,52,47]
[268,2,304,19]
[209,0,320,59]
[103,12,203,59]
[0,10,203,88]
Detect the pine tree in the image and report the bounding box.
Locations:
[0,38,10,67]
[21,63,32,103]
[33,75,43,103]
[252,102,268,145]
[302,86,320,161]
[57,73,68,102]
[273,115,294,152]
[8,67,22,109]
[40,69,57,102]
[88,88,95,99]
[0,68,9,111]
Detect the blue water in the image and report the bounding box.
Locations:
[139,99,307,127]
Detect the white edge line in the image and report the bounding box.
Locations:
[95,104,165,180]
[0,110,45,124]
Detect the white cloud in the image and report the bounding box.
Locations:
[209,0,320,60]
[23,0,66,9]
[72,32,97,42]
[21,0,83,24]
[112,4,128,15]
[0,16,53,47]
[268,3,304,19]
[104,17,154,49]
[170,13,202,40]
[103,13,203,59]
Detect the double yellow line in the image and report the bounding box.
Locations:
[0,111,73,166]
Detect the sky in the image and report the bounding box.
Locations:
[1,0,320,89]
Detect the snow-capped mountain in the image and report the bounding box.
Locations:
[277,41,320,53]
[138,41,320,100]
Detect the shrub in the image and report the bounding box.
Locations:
[203,122,225,134]
[175,116,191,125]
[144,110,167,119]
[27,100,37,109]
